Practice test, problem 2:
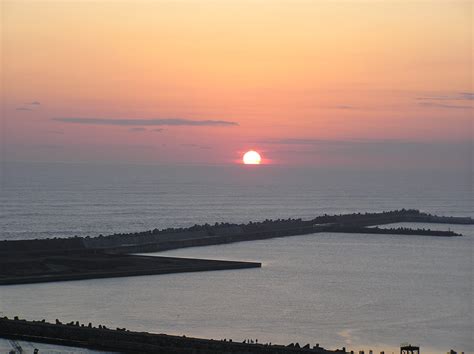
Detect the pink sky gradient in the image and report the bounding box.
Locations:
[1,1,472,168]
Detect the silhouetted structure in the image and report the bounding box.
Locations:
[401,344,420,354]
[0,317,343,354]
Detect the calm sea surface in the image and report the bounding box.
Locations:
[0,162,472,353]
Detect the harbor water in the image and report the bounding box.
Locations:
[0,162,472,353]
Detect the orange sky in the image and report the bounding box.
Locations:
[1,1,472,167]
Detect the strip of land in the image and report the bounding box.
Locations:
[0,317,343,354]
[2,209,469,255]
[0,210,471,285]
[0,252,260,285]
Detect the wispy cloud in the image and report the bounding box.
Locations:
[129,127,147,132]
[261,138,360,146]
[16,101,41,111]
[457,92,473,101]
[416,92,474,101]
[418,102,472,110]
[259,137,470,149]
[260,138,470,168]
[153,128,164,132]
[181,143,212,150]
[415,92,473,110]
[333,105,354,110]
[53,117,239,127]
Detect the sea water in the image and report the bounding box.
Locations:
[0,161,472,353]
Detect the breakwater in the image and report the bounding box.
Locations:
[1,210,470,285]
[0,253,261,285]
[310,210,474,226]
[1,210,470,256]
[0,317,344,354]
[329,226,461,237]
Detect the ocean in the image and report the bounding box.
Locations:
[0,161,472,353]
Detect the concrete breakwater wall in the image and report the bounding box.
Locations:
[105,226,317,254]
[0,317,343,354]
[311,210,474,226]
[0,254,261,285]
[329,226,461,237]
[405,215,474,224]
[1,210,471,255]
[0,237,85,254]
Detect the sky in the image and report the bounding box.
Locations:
[1,0,472,168]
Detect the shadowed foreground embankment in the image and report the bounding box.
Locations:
[0,253,260,285]
[0,317,344,354]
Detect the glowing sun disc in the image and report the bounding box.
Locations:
[243,150,262,165]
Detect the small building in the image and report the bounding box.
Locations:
[400,344,420,354]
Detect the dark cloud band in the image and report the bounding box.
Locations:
[53,117,239,127]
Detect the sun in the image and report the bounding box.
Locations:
[243,150,262,165]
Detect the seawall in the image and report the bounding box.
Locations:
[2,210,470,256]
[0,317,344,354]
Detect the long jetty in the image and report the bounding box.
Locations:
[0,253,261,285]
[1,210,471,285]
[1,209,469,255]
[0,317,343,354]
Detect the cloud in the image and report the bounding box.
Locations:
[334,105,354,110]
[153,128,164,132]
[418,102,472,110]
[16,101,41,111]
[181,143,212,150]
[53,117,239,127]
[261,138,355,146]
[415,92,473,110]
[45,130,65,135]
[129,127,147,132]
[415,92,474,109]
[458,92,474,100]
[260,138,471,168]
[416,92,474,102]
[259,137,469,149]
